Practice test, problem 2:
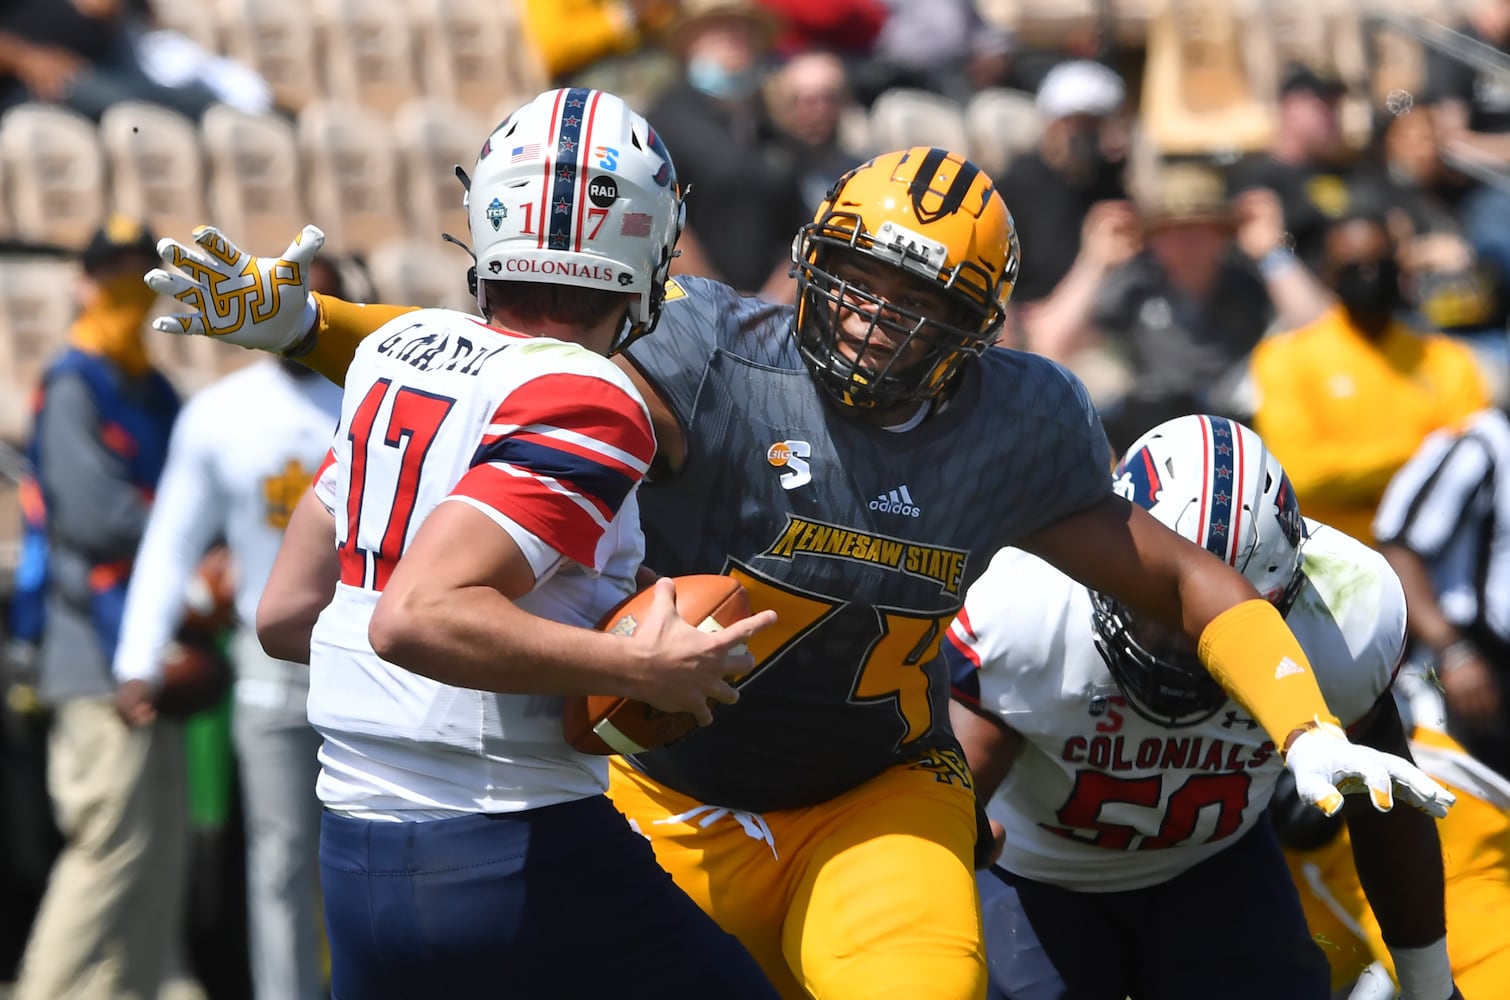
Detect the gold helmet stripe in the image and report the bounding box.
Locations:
[905,147,983,225]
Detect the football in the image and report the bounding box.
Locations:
[156,636,232,718]
[563,574,751,756]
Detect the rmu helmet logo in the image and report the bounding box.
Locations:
[1274,471,1303,548]
[1112,446,1163,508]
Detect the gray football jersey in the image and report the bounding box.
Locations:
[622,276,1112,811]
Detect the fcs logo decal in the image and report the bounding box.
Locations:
[1113,445,1163,505]
[767,440,812,490]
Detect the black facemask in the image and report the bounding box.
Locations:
[1333,258,1402,330]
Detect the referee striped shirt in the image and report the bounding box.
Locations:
[1374,408,1510,647]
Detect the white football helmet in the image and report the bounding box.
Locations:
[1093,415,1308,726]
[461,88,685,352]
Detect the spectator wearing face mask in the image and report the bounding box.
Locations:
[647,0,810,299]
[997,60,1129,305]
[1248,211,1490,545]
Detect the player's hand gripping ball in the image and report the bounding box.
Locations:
[564,575,751,756]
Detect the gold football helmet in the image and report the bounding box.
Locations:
[792,146,1020,409]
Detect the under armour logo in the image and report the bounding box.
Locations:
[1221,711,1259,730]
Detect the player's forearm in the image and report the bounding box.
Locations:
[948,698,1022,803]
[1380,544,1462,653]
[1346,696,1448,949]
[256,489,338,663]
[301,294,419,387]
[367,584,652,699]
[1197,598,1342,750]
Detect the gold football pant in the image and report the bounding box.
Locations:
[608,750,987,1000]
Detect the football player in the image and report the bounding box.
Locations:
[247,90,781,999]
[946,415,1463,1000]
[1275,705,1510,996]
[147,105,1451,997]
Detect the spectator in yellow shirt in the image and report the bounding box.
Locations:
[1250,212,1488,544]
[516,0,679,108]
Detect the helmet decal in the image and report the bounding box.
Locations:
[1112,445,1164,507]
[904,147,985,225]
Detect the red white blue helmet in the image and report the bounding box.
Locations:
[1093,415,1308,725]
[465,88,685,351]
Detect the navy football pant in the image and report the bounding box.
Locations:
[320,796,779,999]
[978,823,1331,1000]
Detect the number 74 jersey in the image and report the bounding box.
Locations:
[945,520,1406,892]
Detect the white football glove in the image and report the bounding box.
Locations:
[146,224,325,354]
[1284,720,1455,819]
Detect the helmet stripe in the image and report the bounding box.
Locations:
[1204,416,1239,563]
[1228,417,1246,566]
[546,87,593,252]
[1195,416,1212,555]
[906,147,982,225]
[573,90,604,250]
[536,89,566,249]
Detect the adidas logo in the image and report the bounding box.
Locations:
[1274,656,1305,680]
[869,485,922,517]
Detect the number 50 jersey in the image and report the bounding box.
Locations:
[944,520,1405,891]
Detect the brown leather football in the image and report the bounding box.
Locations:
[563,575,750,756]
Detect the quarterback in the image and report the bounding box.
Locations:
[946,416,1463,1000]
[250,90,778,998]
[148,100,1450,997]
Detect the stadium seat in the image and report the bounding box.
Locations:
[218,0,322,112]
[100,103,208,246]
[394,98,489,245]
[0,257,82,440]
[365,238,477,314]
[298,100,407,255]
[867,89,969,161]
[0,105,107,250]
[316,0,420,118]
[1014,0,1101,50]
[151,0,221,52]
[201,105,309,258]
[1140,0,1276,156]
[419,0,530,122]
[965,88,1041,180]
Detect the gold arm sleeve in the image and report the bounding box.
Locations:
[301,295,422,387]
[1198,599,1343,755]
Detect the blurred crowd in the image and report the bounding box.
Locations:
[5,0,1510,998]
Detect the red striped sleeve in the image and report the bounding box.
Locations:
[452,371,654,567]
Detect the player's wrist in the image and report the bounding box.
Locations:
[278,294,321,358]
[1435,638,1481,677]
[1390,936,1453,1000]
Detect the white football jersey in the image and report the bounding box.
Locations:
[306,309,656,817]
[946,520,1404,891]
[114,361,344,684]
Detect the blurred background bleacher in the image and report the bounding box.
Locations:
[0,0,1485,589]
[0,0,1494,580]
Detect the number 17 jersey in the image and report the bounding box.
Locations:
[306,309,656,816]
